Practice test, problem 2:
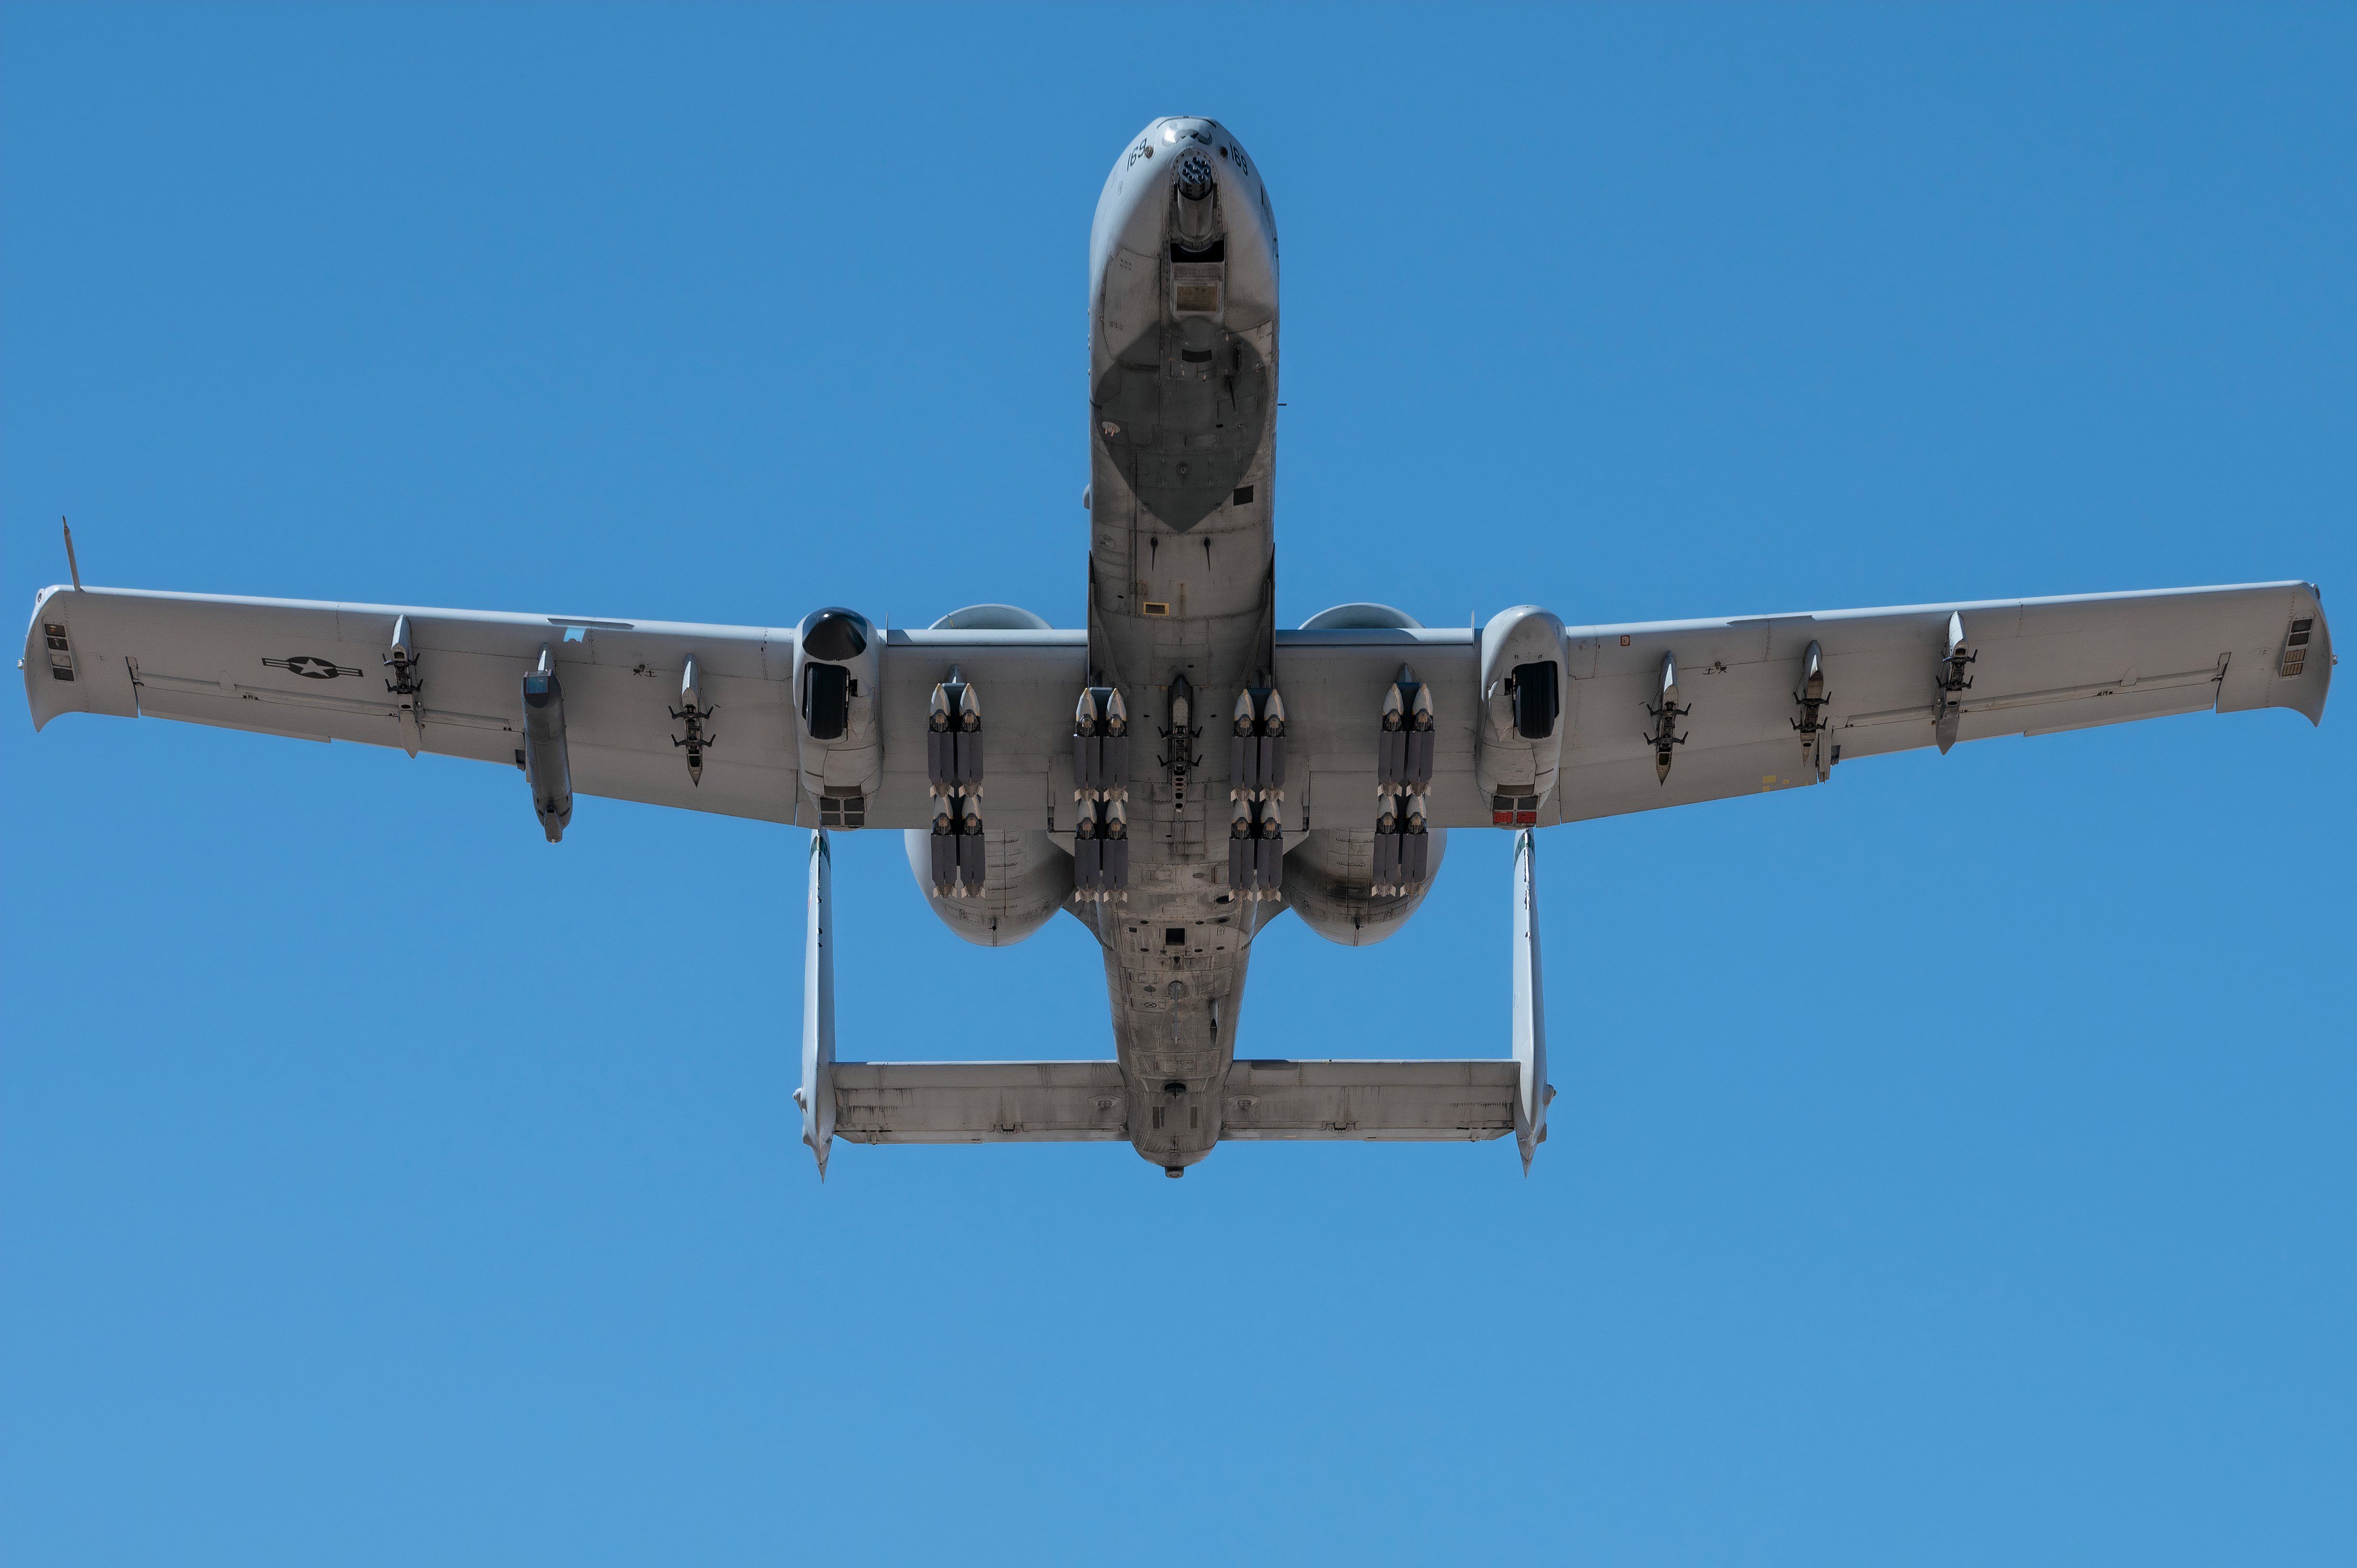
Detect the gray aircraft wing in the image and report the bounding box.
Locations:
[24,580,2330,835]
[1275,582,2330,831]
[26,584,812,823]
[22,584,1088,831]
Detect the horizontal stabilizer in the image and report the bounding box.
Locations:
[828,1059,1517,1146]
[1221,1059,1517,1141]
[832,1061,1128,1144]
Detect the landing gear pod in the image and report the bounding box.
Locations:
[520,643,572,843]
[793,608,881,829]
[1477,607,1567,824]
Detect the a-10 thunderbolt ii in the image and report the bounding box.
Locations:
[22,117,2336,1179]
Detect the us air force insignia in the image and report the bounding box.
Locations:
[264,654,362,680]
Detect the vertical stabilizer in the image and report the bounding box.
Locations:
[1511,829,1551,1174]
[801,830,837,1178]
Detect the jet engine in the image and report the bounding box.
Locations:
[903,828,1072,947]
[1280,825,1450,947]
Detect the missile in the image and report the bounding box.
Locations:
[1101,688,1129,799]
[1645,651,1691,782]
[1378,683,1405,792]
[1072,811,1101,898]
[1102,796,1129,902]
[1073,687,1101,800]
[1406,681,1435,791]
[929,805,956,896]
[955,808,986,898]
[1253,799,1284,902]
[1935,613,1976,754]
[384,613,423,755]
[1258,688,1287,800]
[955,680,983,794]
[1230,688,1257,802]
[1228,800,1253,896]
[928,684,953,797]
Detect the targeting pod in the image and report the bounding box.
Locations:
[520,643,573,843]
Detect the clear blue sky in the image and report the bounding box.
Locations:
[4,6,2350,1564]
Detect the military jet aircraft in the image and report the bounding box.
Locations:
[22,116,2334,1179]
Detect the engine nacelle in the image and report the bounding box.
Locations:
[1280,826,1450,947]
[1476,606,1567,824]
[794,607,882,828]
[903,828,1072,947]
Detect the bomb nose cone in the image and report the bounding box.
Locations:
[1075,688,1099,727]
